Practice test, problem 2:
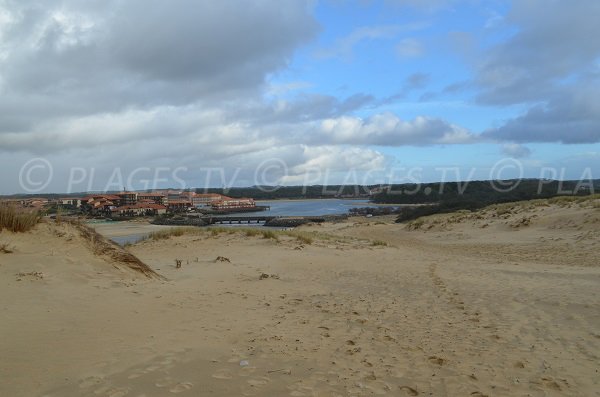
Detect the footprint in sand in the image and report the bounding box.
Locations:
[170,382,193,393]
[428,355,446,366]
[78,376,103,389]
[127,371,144,379]
[106,388,129,397]
[399,385,419,396]
[155,377,175,387]
[239,366,257,377]
[247,377,270,387]
[212,369,233,379]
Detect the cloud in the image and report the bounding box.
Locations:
[0,0,319,129]
[317,113,476,146]
[483,86,600,143]
[380,72,430,104]
[403,73,430,91]
[384,0,457,12]
[395,38,424,58]
[475,0,600,105]
[0,0,492,193]
[501,143,531,158]
[315,24,402,60]
[469,0,600,144]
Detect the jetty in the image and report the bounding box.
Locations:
[152,214,347,227]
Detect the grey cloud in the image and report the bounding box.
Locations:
[0,0,487,194]
[380,72,430,104]
[475,0,600,105]
[483,85,600,144]
[470,0,600,144]
[501,143,531,159]
[404,73,430,91]
[0,0,319,129]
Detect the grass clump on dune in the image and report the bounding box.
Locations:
[141,225,331,246]
[0,204,41,233]
[371,240,388,247]
[261,230,279,240]
[149,227,202,240]
[282,231,313,245]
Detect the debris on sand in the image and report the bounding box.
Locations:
[0,243,14,254]
[16,271,44,281]
[259,273,279,280]
[215,256,231,263]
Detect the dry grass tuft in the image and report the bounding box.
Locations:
[148,227,202,240]
[293,233,313,245]
[261,230,279,240]
[0,242,14,253]
[131,225,335,247]
[371,240,388,247]
[0,204,41,233]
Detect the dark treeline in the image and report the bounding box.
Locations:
[375,179,596,222]
[195,185,373,199]
[194,179,597,204]
[372,179,593,204]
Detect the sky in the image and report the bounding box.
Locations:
[0,0,599,194]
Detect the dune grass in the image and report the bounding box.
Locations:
[69,220,164,280]
[138,225,332,245]
[0,204,41,233]
[371,240,388,247]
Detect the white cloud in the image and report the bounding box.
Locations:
[315,24,401,60]
[395,38,424,58]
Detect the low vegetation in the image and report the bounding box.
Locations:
[0,242,14,253]
[135,226,339,246]
[371,240,388,247]
[396,194,600,223]
[0,204,41,233]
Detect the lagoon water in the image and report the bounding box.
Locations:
[254,198,372,217]
[105,199,375,245]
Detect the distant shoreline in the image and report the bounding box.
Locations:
[256,197,369,203]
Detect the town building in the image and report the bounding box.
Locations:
[211,197,256,210]
[111,203,167,217]
[116,192,138,206]
[137,193,167,205]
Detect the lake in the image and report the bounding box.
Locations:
[254,199,372,217]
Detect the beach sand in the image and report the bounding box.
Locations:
[1,199,599,396]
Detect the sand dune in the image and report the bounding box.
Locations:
[1,199,599,396]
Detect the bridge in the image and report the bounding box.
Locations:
[205,215,276,225]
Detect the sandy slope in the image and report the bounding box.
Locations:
[1,200,599,396]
